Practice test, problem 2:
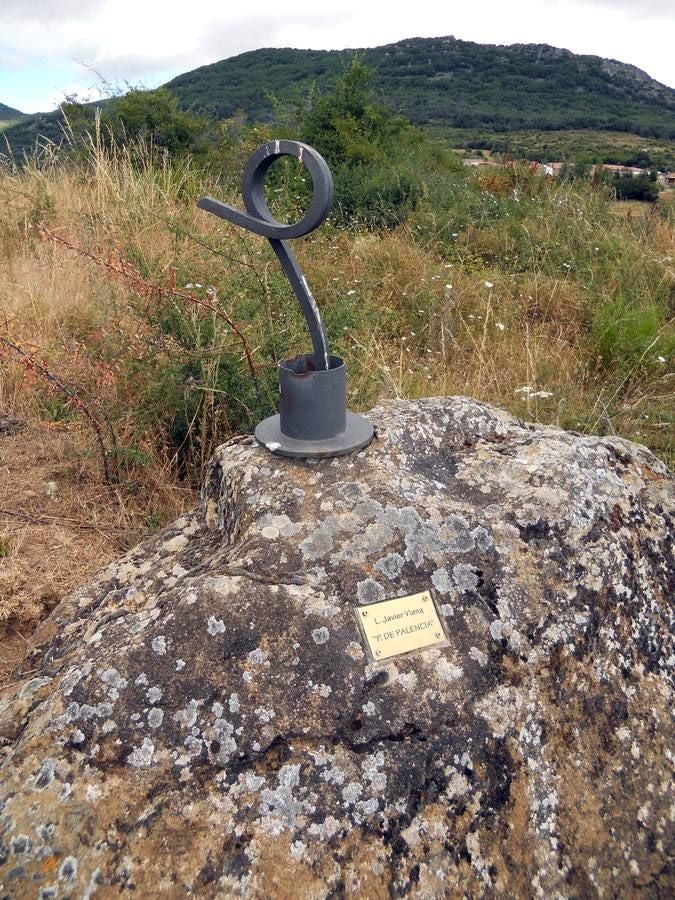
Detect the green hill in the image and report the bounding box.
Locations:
[0,101,25,132]
[0,100,111,159]
[0,102,24,120]
[0,110,65,154]
[165,36,675,138]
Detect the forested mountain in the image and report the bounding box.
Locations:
[2,35,674,161]
[165,36,675,138]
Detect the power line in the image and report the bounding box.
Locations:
[0,42,79,80]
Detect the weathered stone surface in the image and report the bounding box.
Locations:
[0,397,672,898]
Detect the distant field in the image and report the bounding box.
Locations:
[437,128,675,167]
[610,200,655,218]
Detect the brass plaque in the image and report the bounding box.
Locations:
[356,590,448,662]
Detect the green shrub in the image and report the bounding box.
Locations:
[610,173,659,202]
[334,165,422,228]
[103,88,210,158]
[293,61,430,227]
[593,297,674,377]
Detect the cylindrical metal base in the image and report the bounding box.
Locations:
[255,354,374,459]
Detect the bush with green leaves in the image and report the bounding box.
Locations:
[609,173,659,202]
[594,296,674,378]
[291,61,439,227]
[103,88,209,157]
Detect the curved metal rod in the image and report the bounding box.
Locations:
[197,140,334,370]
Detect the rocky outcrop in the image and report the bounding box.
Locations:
[0,398,672,898]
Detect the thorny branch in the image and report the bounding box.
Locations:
[156,214,281,367]
[0,334,115,482]
[37,224,262,399]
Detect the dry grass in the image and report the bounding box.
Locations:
[0,419,194,642]
[303,230,599,422]
[610,200,656,219]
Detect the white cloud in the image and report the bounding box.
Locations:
[2,0,95,21]
[573,0,672,14]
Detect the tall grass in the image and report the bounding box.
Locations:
[1,131,672,527]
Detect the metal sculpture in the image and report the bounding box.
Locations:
[197,140,374,458]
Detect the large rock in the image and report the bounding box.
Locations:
[0,398,672,898]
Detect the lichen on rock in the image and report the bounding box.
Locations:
[0,397,672,897]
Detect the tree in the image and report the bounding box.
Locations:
[296,61,423,226]
[611,174,659,202]
[299,59,406,167]
[104,88,208,156]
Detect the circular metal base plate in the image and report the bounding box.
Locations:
[255,412,374,459]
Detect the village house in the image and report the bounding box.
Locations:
[462,157,499,168]
[536,161,564,176]
[601,164,648,177]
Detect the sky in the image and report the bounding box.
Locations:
[1,0,674,114]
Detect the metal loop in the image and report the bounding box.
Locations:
[197,140,334,369]
[197,140,333,239]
